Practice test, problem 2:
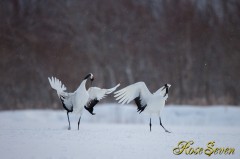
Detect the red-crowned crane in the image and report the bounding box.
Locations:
[48,73,120,130]
[114,82,171,132]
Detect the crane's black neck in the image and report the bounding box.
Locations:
[165,87,168,96]
[84,73,92,80]
[163,84,169,97]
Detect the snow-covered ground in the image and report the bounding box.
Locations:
[0,104,240,159]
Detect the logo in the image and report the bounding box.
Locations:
[173,141,235,156]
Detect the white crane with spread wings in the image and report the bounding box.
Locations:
[114,82,171,132]
[48,73,120,130]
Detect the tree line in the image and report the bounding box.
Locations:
[0,0,240,109]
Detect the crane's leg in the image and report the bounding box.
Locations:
[149,118,152,132]
[67,112,71,130]
[159,117,171,133]
[78,116,81,130]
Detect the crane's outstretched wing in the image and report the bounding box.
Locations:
[48,77,67,96]
[84,84,120,115]
[114,82,152,113]
[48,77,74,112]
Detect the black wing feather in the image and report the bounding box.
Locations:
[84,98,99,115]
[60,96,73,112]
[134,96,147,114]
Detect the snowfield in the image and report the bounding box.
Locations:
[0,104,240,159]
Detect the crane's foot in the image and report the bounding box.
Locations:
[165,129,171,133]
